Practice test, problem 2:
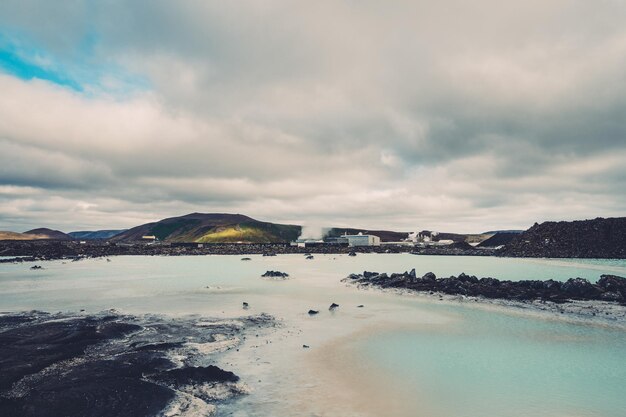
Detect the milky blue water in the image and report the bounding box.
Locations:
[362,307,626,417]
[0,254,624,417]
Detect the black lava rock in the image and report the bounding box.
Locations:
[346,271,626,304]
[261,270,289,278]
[500,217,626,258]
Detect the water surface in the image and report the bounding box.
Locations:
[1,254,624,416]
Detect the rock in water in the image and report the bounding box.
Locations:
[329,303,339,310]
[261,270,289,278]
[308,310,319,315]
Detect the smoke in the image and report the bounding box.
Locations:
[298,224,330,240]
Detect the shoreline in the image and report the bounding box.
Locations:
[0,240,497,261]
[2,241,625,265]
[344,269,626,327]
[0,309,276,417]
[345,281,626,330]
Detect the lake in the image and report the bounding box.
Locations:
[1,254,625,416]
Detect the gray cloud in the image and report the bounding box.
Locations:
[0,1,624,232]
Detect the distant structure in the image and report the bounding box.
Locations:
[290,232,381,247]
[406,230,455,247]
[343,233,381,247]
[291,236,350,248]
[141,235,157,242]
[291,238,322,248]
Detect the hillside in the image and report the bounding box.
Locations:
[24,228,73,240]
[69,230,127,240]
[482,230,524,235]
[500,217,626,258]
[478,232,521,248]
[0,231,44,241]
[0,228,73,241]
[112,213,301,243]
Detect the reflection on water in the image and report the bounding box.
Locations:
[0,254,625,416]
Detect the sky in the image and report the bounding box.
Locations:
[0,1,625,233]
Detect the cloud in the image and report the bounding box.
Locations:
[0,1,624,232]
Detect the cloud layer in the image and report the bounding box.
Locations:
[0,1,625,232]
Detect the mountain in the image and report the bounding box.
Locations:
[111,213,301,243]
[0,228,73,241]
[23,228,73,240]
[500,217,626,258]
[69,230,127,240]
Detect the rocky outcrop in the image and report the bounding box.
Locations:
[500,217,626,258]
[0,311,272,417]
[345,271,626,304]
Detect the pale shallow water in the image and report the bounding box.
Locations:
[0,254,625,416]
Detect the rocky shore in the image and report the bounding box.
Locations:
[0,310,274,417]
[344,270,626,323]
[346,270,626,304]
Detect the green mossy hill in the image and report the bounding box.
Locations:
[112,213,301,243]
[195,223,298,243]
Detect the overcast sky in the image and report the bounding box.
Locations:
[0,1,625,233]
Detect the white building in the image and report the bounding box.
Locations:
[290,238,323,248]
[344,233,381,247]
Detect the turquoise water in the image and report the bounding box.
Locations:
[0,254,624,416]
[362,307,626,417]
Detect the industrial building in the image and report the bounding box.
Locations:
[343,233,381,247]
[290,233,381,247]
[291,237,349,248]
